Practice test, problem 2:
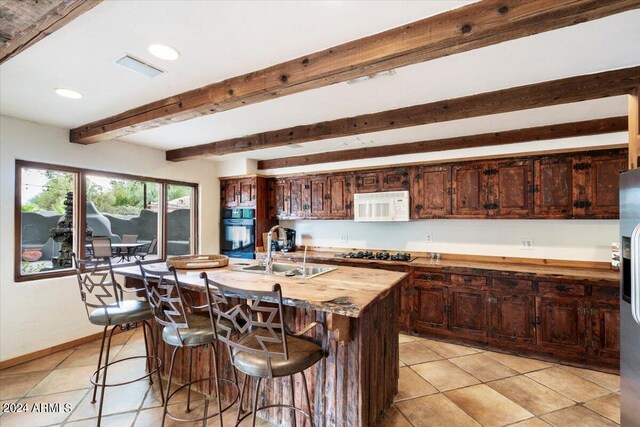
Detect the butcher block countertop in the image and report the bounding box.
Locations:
[114,260,408,318]
[259,250,619,282]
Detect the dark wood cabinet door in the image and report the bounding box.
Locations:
[590,302,620,359]
[534,157,573,217]
[492,160,533,217]
[271,179,290,219]
[238,178,256,207]
[536,296,586,352]
[307,177,329,218]
[490,294,536,344]
[381,168,410,191]
[355,171,382,193]
[411,165,451,218]
[588,153,627,217]
[327,174,351,218]
[414,282,448,333]
[288,178,308,218]
[452,164,488,216]
[449,287,488,339]
[221,179,239,208]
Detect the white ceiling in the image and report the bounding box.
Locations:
[0,1,638,166]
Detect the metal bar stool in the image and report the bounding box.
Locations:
[137,262,239,427]
[200,274,327,427]
[71,253,163,427]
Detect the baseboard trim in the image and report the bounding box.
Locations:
[0,328,125,370]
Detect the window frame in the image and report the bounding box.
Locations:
[14,160,199,282]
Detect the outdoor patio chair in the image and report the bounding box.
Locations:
[92,236,114,259]
[135,238,157,261]
[122,234,138,243]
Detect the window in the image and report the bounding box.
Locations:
[15,160,198,281]
[18,166,77,276]
[166,184,195,256]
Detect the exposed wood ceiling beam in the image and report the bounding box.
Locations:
[257,116,628,169]
[167,66,640,161]
[70,0,640,145]
[0,0,101,65]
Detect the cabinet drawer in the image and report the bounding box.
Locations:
[492,278,534,293]
[451,274,487,287]
[538,282,585,296]
[592,285,620,301]
[413,271,449,283]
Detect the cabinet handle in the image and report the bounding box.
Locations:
[555,285,568,293]
[530,315,541,325]
[463,276,472,284]
[324,194,331,200]
[415,204,423,211]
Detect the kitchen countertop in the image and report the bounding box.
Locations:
[259,250,620,282]
[114,260,408,318]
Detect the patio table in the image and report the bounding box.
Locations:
[86,242,145,262]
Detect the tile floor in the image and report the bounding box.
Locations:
[0,330,620,426]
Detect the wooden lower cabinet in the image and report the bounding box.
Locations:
[449,287,488,339]
[589,301,620,360]
[490,294,536,345]
[407,270,619,369]
[536,295,587,352]
[414,281,448,333]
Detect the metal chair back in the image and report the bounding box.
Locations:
[147,238,158,254]
[137,262,190,343]
[200,274,288,377]
[71,253,121,320]
[92,236,113,259]
[122,234,138,244]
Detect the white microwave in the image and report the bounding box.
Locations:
[353,191,410,222]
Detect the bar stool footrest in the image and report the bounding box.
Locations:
[90,355,162,388]
[165,376,240,423]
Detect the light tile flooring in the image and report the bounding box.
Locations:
[0,330,620,426]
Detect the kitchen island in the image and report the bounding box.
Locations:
[116,261,408,426]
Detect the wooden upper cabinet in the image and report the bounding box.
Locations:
[354,170,382,193]
[270,179,290,219]
[411,165,451,218]
[287,178,308,219]
[381,168,410,191]
[221,179,239,208]
[452,163,488,216]
[588,152,627,217]
[307,176,329,218]
[491,159,533,217]
[237,178,256,207]
[534,156,574,217]
[327,174,351,218]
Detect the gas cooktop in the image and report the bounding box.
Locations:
[334,251,415,262]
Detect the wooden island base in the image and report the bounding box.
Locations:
[143,284,400,427]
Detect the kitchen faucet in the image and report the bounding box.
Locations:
[265,224,286,274]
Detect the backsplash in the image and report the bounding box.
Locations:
[279,219,618,262]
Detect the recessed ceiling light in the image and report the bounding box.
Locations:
[54,88,82,99]
[148,44,180,61]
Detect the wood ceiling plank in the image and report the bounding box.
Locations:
[256,116,628,169]
[0,0,101,65]
[70,0,640,144]
[166,67,640,161]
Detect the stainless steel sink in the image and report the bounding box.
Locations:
[237,263,336,279]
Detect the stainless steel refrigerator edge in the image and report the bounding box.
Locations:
[620,168,640,427]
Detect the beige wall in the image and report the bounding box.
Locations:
[0,115,219,361]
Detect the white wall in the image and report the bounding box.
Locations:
[281,219,618,262]
[0,115,219,361]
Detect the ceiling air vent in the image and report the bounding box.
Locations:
[115,55,164,78]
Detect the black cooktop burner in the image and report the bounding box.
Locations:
[335,251,414,262]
